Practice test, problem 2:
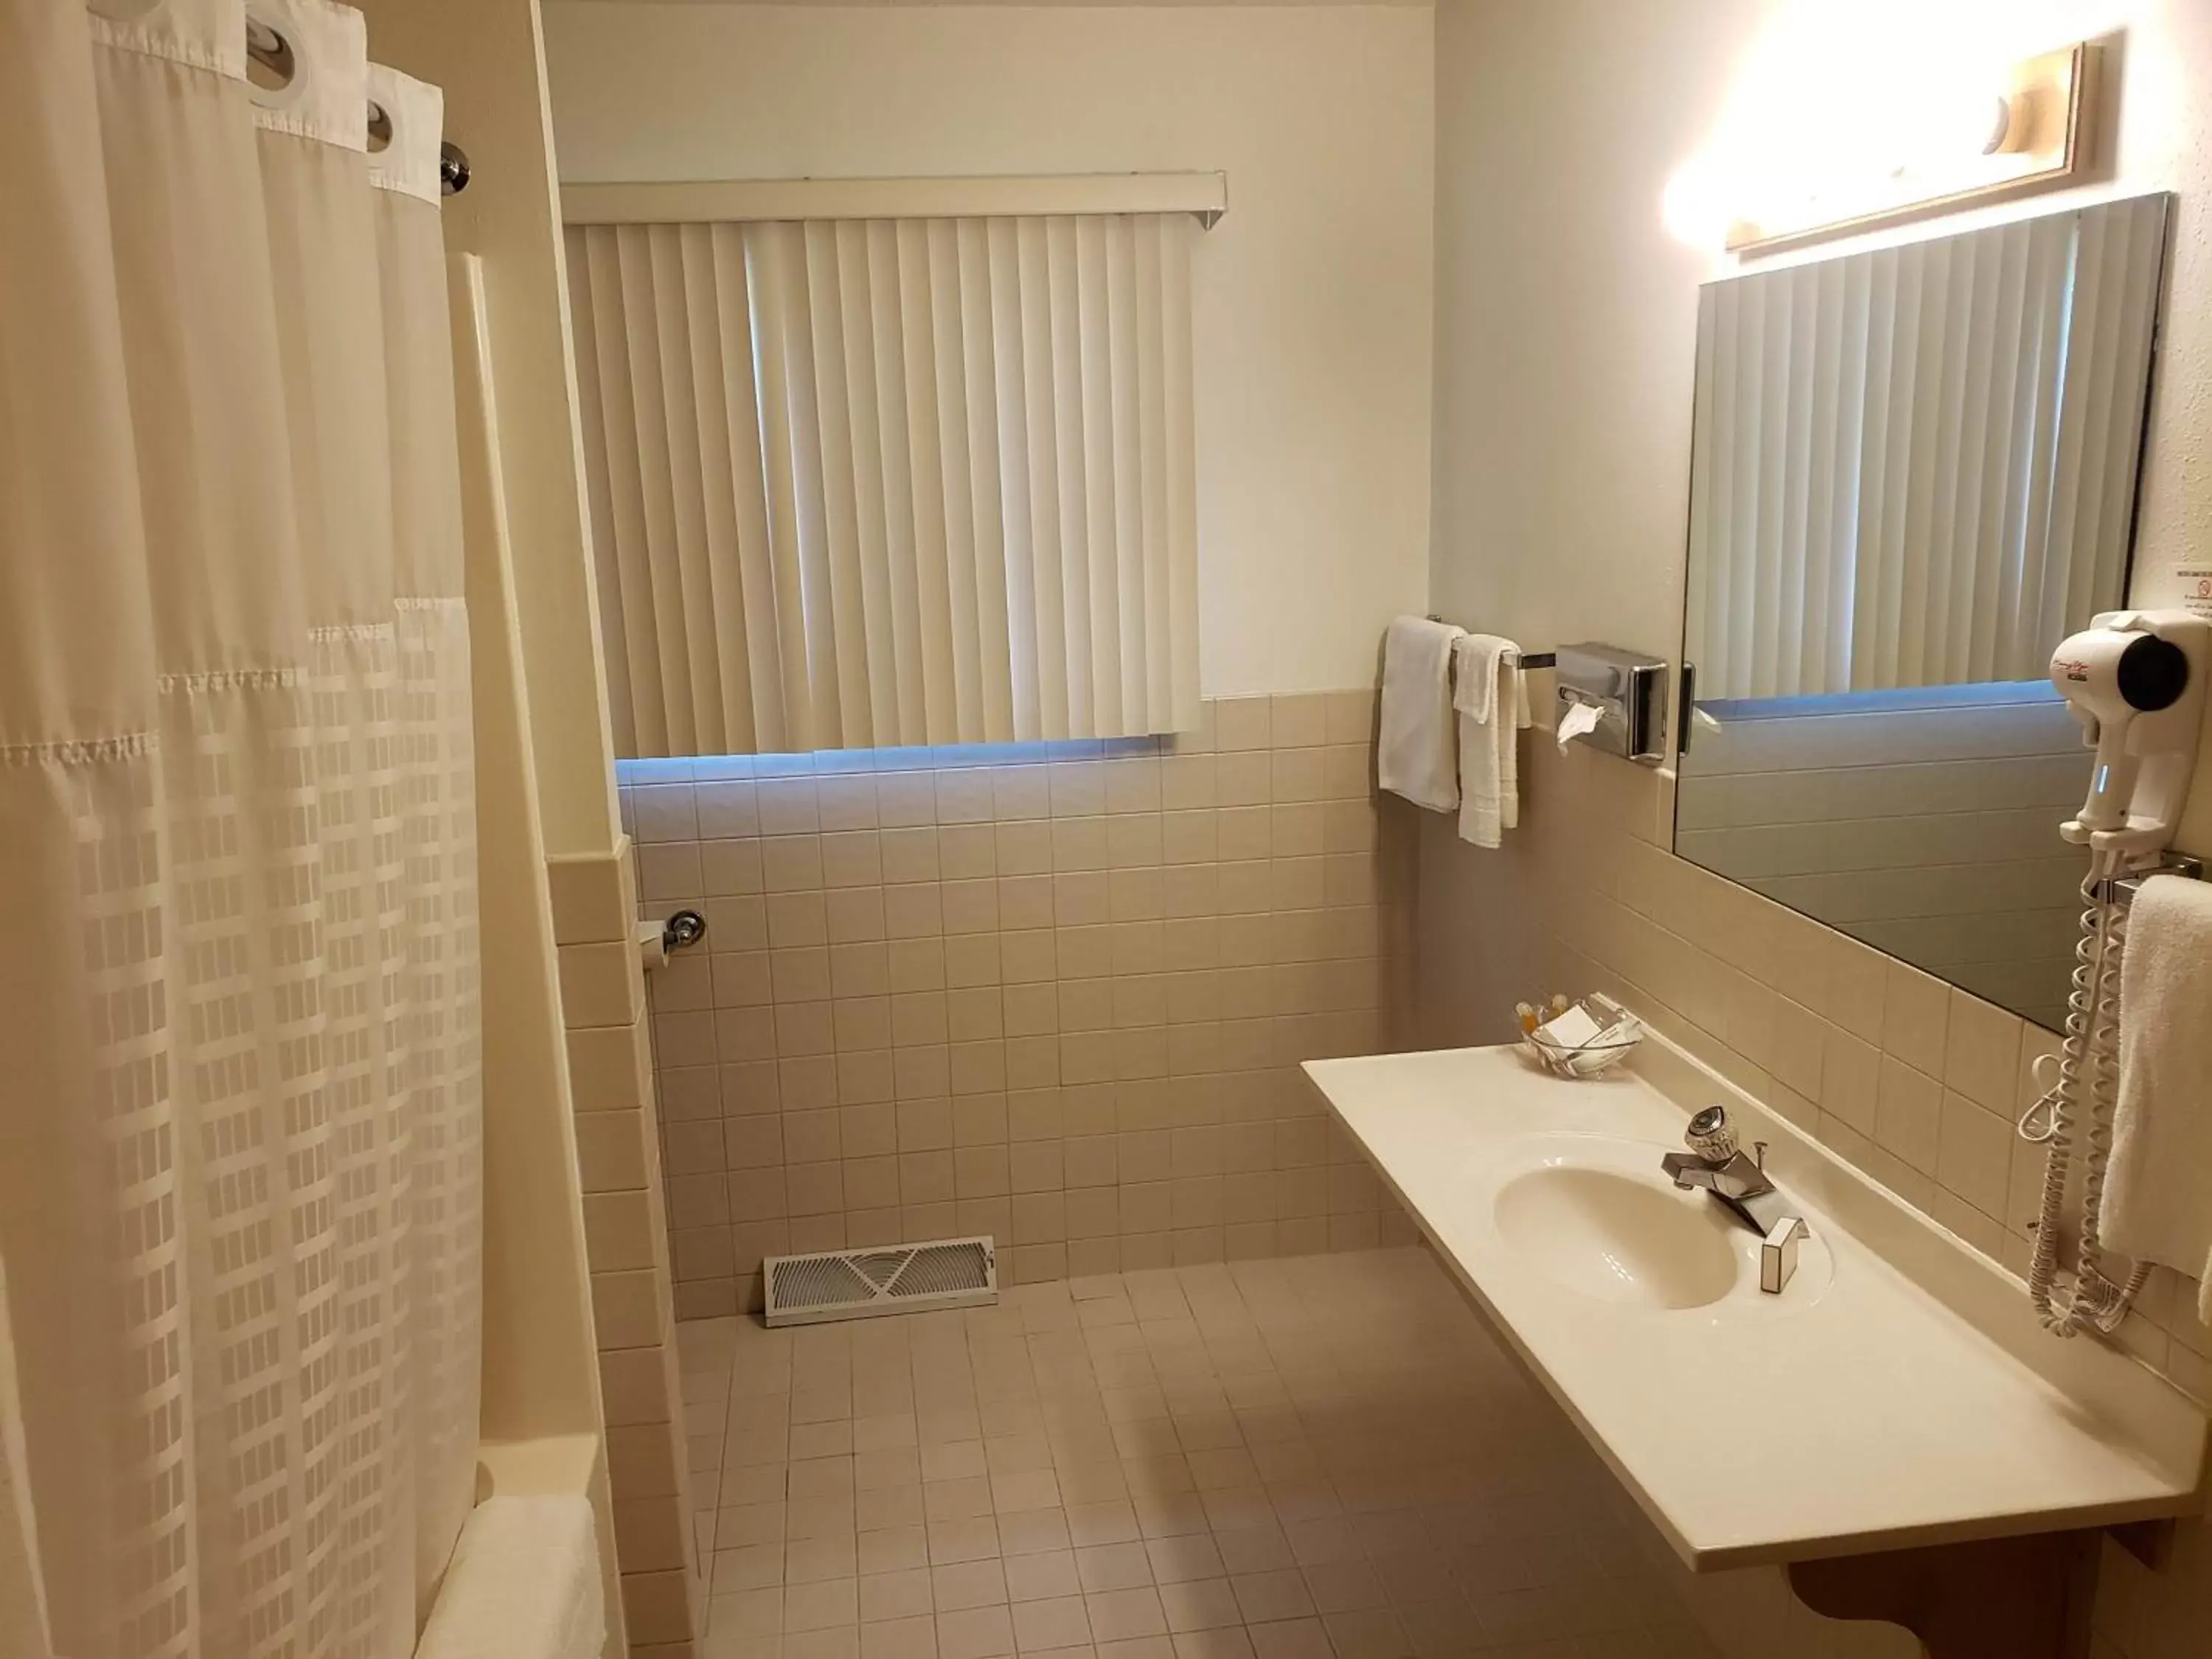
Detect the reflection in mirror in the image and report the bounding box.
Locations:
[1675,195,2171,1029]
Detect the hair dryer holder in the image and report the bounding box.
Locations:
[2051,609,2212,858]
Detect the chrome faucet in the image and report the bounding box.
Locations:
[1663,1105,1808,1294]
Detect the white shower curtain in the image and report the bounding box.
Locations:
[0,2,481,1656]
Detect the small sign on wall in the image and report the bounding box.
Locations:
[2174,562,2212,624]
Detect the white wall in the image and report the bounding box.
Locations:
[362,0,622,859]
[541,1,1434,699]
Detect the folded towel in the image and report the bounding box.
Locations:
[1378,616,1464,811]
[2104,874,2212,1324]
[416,1495,605,1659]
[1451,633,1531,849]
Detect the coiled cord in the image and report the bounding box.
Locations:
[2026,847,2150,1337]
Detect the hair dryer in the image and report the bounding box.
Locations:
[2049,609,2211,855]
[2031,608,2209,1340]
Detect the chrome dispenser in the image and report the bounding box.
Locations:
[1554,642,1669,764]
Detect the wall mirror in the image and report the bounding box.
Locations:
[1674,193,2171,1029]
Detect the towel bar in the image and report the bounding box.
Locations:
[1423,616,1554,669]
[2096,858,2205,905]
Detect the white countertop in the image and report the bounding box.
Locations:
[1302,1038,2207,1571]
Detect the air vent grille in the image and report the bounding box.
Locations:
[763,1236,996,1326]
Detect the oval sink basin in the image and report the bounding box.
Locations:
[1492,1165,1740,1310]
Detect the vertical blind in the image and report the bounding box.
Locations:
[566,212,1201,757]
[1686,194,2167,701]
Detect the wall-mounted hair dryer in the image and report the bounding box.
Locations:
[2049,609,2211,856]
[2032,607,2210,1340]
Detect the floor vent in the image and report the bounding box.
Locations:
[762,1236,997,1326]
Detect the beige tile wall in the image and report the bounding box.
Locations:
[1415,726,2212,1659]
[616,693,1422,1316]
[551,841,709,1658]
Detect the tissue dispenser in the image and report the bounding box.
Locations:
[1554,642,1669,764]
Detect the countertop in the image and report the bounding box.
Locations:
[1302,1039,2206,1571]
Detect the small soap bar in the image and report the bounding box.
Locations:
[1536,1004,1602,1049]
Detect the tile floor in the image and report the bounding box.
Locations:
[676,1248,1729,1659]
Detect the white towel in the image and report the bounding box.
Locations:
[1452,633,1531,849]
[416,1495,605,1659]
[1378,616,1464,811]
[2104,874,2212,1325]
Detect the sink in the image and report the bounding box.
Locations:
[1494,1163,1742,1309]
[1478,1133,1835,1316]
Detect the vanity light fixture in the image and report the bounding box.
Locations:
[1727,41,2099,256]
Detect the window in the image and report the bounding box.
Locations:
[566,210,1201,757]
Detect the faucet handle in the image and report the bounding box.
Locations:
[1685,1105,1739,1164]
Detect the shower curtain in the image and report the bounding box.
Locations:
[0,1,481,1655]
